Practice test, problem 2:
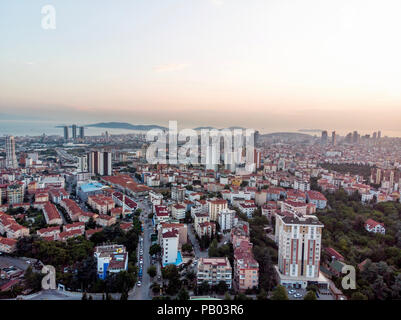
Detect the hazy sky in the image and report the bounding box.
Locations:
[1,0,401,133]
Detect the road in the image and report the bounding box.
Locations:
[129,197,153,300]
[187,224,208,258]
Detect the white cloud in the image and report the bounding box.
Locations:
[153,63,190,72]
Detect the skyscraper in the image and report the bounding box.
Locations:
[321,131,328,145]
[79,126,85,139]
[378,131,382,139]
[64,126,69,141]
[352,131,359,144]
[88,150,112,176]
[72,124,77,140]
[331,131,336,146]
[5,135,18,169]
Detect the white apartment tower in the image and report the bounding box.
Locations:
[218,208,236,232]
[275,213,326,289]
[5,135,18,169]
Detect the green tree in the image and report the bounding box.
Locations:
[304,291,317,300]
[256,288,268,300]
[215,281,228,295]
[149,244,162,256]
[350,292,368,300]
[182,243,193,253]
[177,288,190,300]
[271,285,289,300]
[147,265,157,278]
[224,292,232,300]
[197,281,210,295]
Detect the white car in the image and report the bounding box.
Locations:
[137,281,142,287]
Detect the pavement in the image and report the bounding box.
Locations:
[0,256,38,271]
[128,197,152,300]
[187,224,208,259]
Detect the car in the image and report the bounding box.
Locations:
[288,289,295,294]
[294,293,302,298]
[137,281,142,287]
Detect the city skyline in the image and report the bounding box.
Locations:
[1,0,401,133]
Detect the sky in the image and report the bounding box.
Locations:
[1,0,401,134]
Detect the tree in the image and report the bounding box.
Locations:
[304,291,317,300]
[86,217,96,229]
[151,282,161,294]
[256,288,267,300]
[147,265,157,278]
[162,265,179,281]
[208,239,219,257]
[24,266,43,292]
[350,292,368,300]
[149,244,162,256]
[235,293,251,300]
[177,288,190,300]
[182,243,193,253]
[224,292,232,300]
[197,281,210,295]
[120,291,128,300]
[215,281,228,295]
[271,285,289,300]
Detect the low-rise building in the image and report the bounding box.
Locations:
[197,257,232,289]
[0,236,17,253]
[365,218,385,234]
[94,244,128,279]
[42,202,63,225]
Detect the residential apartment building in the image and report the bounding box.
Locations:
[42,202,63,225]
[275,212,328,289]
[94,244,128,279]
[161,229,180,266]
[218,208,236,232]
[197,257,232,289]
[7,183,24,205]
[208,199,228,222]
[233,240,259,292]
[88,194,115,215]
[171,203,186,220]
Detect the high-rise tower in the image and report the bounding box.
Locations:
[5,135,18,169]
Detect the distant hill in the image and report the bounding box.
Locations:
[193,126,246,131]
[86,122,167,131]
[260,132,314,139]
[298,129,323,133]
[193,126,216,131]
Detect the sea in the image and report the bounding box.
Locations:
[0,120,139,137]
[1,119,401,138]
